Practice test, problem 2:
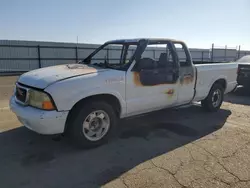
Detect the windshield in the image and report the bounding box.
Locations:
[81,43,138,70]
[236,55,250,63]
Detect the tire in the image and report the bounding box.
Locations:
[68,101,118,148]
[201,83,224,112]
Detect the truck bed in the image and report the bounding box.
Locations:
[193,61,233,64]
[194,63,238,101]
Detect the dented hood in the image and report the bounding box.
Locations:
[18,64,108,89]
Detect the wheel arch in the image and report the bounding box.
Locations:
[201,78,226,112]
[64,94,122,133]
[213,78,227,91]
[204,78,227,100]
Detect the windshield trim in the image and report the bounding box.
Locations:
[82,41,142,64]
[80,42,141,71]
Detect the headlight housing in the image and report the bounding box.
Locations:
[28,90,55,110]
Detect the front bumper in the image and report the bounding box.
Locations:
[9,96,69,134]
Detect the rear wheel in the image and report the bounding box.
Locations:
[68,101,117,148]
[201,84,224,112]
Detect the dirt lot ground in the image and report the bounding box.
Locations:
[1,76,250,188]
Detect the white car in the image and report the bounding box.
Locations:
[10,38,238,148]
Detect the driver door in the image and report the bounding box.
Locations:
[125,43,179,117]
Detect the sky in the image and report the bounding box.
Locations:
[1,0,250,50]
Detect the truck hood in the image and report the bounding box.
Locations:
[18,64,108,89]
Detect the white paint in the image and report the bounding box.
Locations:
[176,67,196,105]
[45,69,127,117]
[125,61,178,117]
[194,63,238,101]
[9,96,68,134]
[18,64,108,89]
[9,41,238,135]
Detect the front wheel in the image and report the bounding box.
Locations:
[68,101,117,148]
[201,84,224,112]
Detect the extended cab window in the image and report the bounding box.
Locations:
[173,43,191,67]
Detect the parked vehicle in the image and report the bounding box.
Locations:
[10,38,238,148]
[236,55,250,88]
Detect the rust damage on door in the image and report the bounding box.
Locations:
[180,75,194,85]
[133,72,177,87]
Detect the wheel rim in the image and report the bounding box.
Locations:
[212,89,222,108]
[82,110,110,141]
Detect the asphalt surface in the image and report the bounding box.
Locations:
[0,76,250,188]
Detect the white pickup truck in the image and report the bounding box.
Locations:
[10,38,238,148]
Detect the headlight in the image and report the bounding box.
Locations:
[28,90,55,110]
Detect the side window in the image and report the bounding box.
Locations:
[134,43,178,86]
[141,46,155,59]
[173,43,190,67]
[140,44,175,69]
[125,45,137,63]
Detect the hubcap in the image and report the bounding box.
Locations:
[82,110,110,141]
[212,89,222,107]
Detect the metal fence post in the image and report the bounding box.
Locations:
[238,45,241,58]
[106,48,109,61]
[224,45,227,61]
[75,46,78,63]
[37,45,41,68]
[211,43,214,62]
[201,51,204,62]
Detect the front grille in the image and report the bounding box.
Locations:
[15,85,28,103]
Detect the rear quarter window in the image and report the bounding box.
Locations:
[173,43,191,67]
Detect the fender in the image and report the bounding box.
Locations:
[208,75,227,91]
[45,73,127,118]
[199,76,227,100]
[71,88,127,118]
[194,74,227,102]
